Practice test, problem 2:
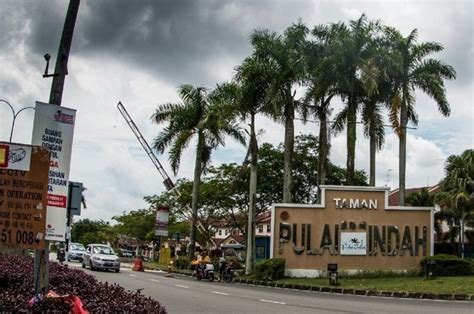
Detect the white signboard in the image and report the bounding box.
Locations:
[3,144,32,171]
[155,207,169,237]
[340,232,367,255]
[31,102,76,241]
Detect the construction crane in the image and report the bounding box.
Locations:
[117,101,215,247]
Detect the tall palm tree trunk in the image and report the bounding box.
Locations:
[189,132,204,259]
[246,114,258,275]
[346,96,357,185]
[399,95,408,206]
[283,101,295,203]
[318,98,329,186]
[369,119,376,186]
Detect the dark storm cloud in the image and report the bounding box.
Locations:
[73,0,312,86]
[2,0,471,88]
[16,0,312,87]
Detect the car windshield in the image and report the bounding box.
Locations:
[93,246,115,255]
[70,244,85,251]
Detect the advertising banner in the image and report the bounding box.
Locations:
[0,142,49,249]
[155,206,169,237]
[31,102,76,241]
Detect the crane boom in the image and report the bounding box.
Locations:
[117,102,175,190]
[116,102,215,247]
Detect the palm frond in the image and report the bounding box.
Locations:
[332,107,348,134]
[168,129,194,174]
[389,94,401,136]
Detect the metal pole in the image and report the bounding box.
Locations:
[49,0,80,106]
[65,182,73,261]
[0,99,15,142]
[35,0,80,294]
[9,107,35,142]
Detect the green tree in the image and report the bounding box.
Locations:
[232,52,274,274]
[302,22,343,188]
[152,85,245,258]
[71,219,109,246]
[332,14,381,185]
[251,22,307,203]
[435,149,473,258]
[112,209,155,242]
[359,30,399,186]
[405,188,434,206]
[385,28,456,205]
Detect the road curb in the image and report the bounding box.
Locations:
[230,277,473,301]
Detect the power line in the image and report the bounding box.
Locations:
[295,117,418,130]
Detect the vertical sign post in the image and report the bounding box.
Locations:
[32,102,76,241]
[31,102,76,293]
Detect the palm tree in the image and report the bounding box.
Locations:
[151,85,245,258]
[385,27,456,205]
[251,22,308,202]
[435,150,473,258]
[332,14,381,185]
[233,55,273,274]
[359,33,399,186]
[302,22,345,188]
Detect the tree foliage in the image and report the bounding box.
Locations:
[71,219,111,246]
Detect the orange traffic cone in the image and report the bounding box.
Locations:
[132,256,144,272]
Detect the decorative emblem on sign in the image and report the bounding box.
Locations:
[280,211,289,220]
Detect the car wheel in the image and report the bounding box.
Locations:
[90,262,95,271]
[209,273,214,282]
[115,268,120,273]
[82,261,86,268]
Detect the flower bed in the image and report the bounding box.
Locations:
[0,253,166,313]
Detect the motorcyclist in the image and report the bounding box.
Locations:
[196,251,211,277]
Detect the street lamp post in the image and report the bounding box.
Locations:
[0,99,35,142]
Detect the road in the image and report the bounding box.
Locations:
[66,262,472,314]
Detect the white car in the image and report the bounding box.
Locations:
[68,243,85,262]
[82,244,121,273]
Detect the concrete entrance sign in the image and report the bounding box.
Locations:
[271,186,433,277]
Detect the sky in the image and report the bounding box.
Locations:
[0,0,472,222]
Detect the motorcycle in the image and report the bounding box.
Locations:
[196,262,215,282]
[219,260,235,283]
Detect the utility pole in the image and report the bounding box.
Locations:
[49,0,80,106]
[34,0,80,294]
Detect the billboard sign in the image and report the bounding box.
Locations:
[0,142,49,249]
[31,101,76,241]
[155,206,169,237]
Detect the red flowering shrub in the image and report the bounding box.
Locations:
[0,253,166,313]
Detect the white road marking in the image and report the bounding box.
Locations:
[150,279,160,283]
[129,274,137,277]
[211,291,229,296]
[259,299,286,305]
[175,284,189,289]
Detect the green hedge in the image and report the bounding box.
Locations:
[175,257,190,270]
[420,254,474,276]
[255,258,286,281]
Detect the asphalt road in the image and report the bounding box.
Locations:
[66,262,473,314]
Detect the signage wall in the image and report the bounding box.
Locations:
[271,186,433,277]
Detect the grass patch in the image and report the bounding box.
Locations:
[272,276,474,294]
